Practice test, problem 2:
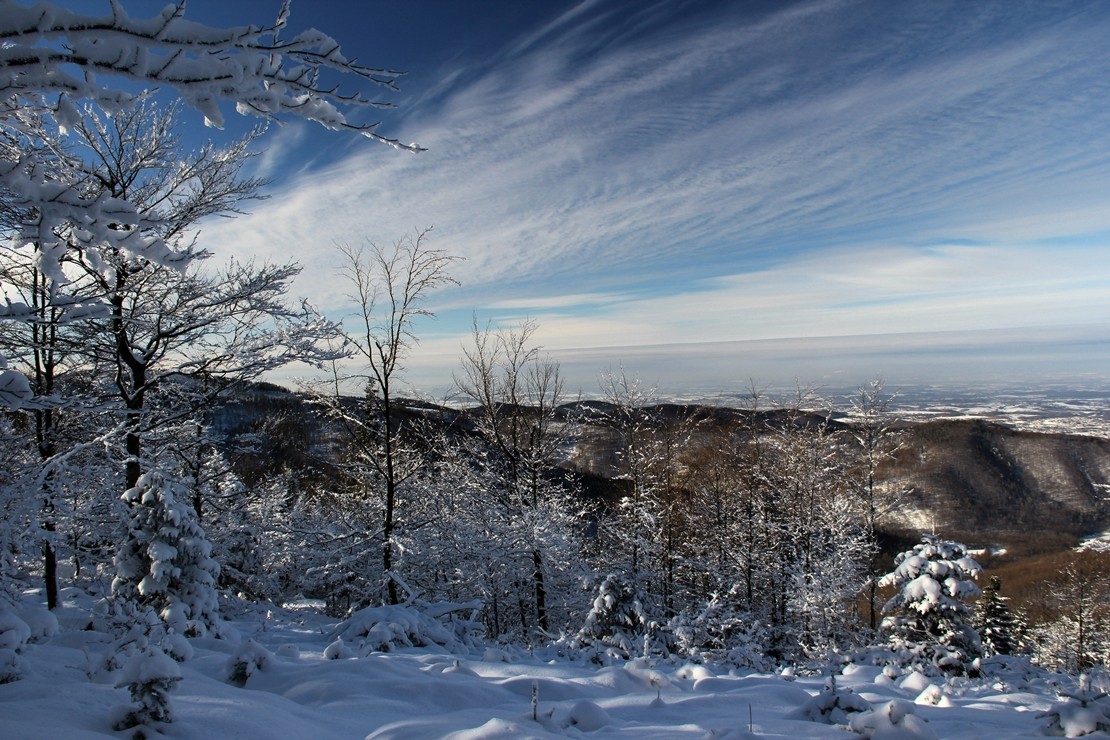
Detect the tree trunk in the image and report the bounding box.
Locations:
[532,547,548,632]
[381,385,399,606]
[112,288,147,492]
[33,267,60,609]
[42,524,58,610]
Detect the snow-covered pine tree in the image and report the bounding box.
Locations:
[110,470,225,639]
[1037,672,1110,737]
[878,534,983,674]
[112,643,183,735]
[792,673,873,725]
[181,444,276,601]
[669,589,773,669]
[576,574,649,660]
[976,575,1028,657]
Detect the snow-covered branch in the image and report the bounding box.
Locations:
[0,1,420,147]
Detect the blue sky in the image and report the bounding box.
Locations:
[175,0,1110,396]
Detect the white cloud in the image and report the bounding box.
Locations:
[196,0,1110,393]
[495,241,1110,349]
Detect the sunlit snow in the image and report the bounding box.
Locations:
[0,588,1096,739]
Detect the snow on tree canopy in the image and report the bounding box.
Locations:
[879,534,983,674]
[0,1,421,406]
[116,643,182,686]
[0,1,418,143]
[976,575,1029,657]
[880,538,982,612]
[330,599,485,654]
[111,470,226,638]
[574,574,650,661]
[112,643,183,731]
[0,359,33,410]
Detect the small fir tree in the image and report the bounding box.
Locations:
[113,644,182,735]
[878,534,982,673]
[577,574,648,659]
[111,470,225,639]
[792,673,873,725]
[1037,672,1110,737]
[976,575,1028,657]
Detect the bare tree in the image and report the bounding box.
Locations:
[595,368,697,615]
[1,100,339,610]
[57,102,338,491]
[1039,555,1110,672]
[846,377,905,631]
[455,318,575,634]
[329,229,457,605]
[0,0,420,407]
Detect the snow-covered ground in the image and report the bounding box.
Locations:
[884,390,1110,437]
[1,589,1101,739]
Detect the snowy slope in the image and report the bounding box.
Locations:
[0,589,1094,739]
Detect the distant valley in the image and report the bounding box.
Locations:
[219,382,1110,550]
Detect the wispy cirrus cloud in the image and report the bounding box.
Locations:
[200,0,1110,390]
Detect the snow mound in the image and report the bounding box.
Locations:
[790,675,872,725]
[898,670,933,694]
[915,683,952,707]
[563,699,611,731]
[19,605,58,643]
[226,638,276,686]
[330,600,483,654]
[0,606,31,651]
[850,699,938,739]
[275,643,300,659]
[1039,702,1110,737]
[1038,676,1110,737]
[323,637,354,660]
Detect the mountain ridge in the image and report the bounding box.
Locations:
[213,386,1110,546]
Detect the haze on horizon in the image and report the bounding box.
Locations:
[181,0,1110,397]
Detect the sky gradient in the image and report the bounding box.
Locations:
[182,0,1110,397]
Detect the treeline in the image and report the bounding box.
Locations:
[7,345,1107,674]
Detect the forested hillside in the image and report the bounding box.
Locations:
[885,419,1110,537]
[566,407,1110,541]
[216,386,1110,545]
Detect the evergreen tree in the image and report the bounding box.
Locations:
[112,644,183,734]
[109,470,225,639]
[976,575,1028,657]
[879,534,982,673]
[576,574,649,659]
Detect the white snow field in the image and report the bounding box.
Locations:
[0,588,1098,739]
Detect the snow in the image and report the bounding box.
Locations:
[0,606,31,651]
[0,588,1091,739]
[1078,532,1110,553]
[116,645,181,686]
[1040,701,1110,737]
